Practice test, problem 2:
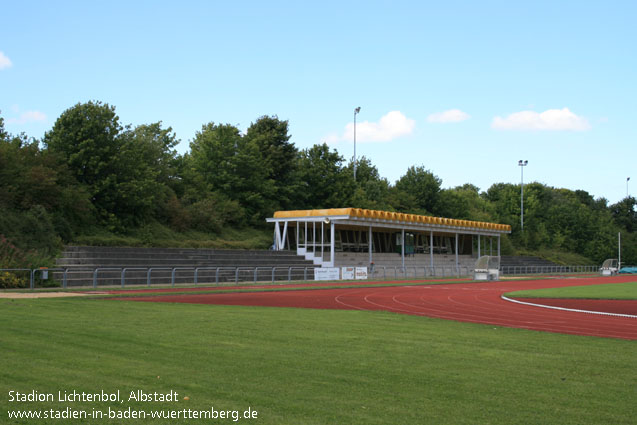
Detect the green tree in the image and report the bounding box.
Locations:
[244,116,299,210]
[390,165,441,214]
[0,114,93,251]
[44,102,182,229]
[43,101,124,227]
[437,184,494,221]
[346,157,391,210]
[43,101,122,188]
[610,197,637,232]
[0,113,7,141]
[188,122,275,224]
[295,143,355,209]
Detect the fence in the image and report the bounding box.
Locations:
[0,264,610,289]
[0,266,316,289]
[499,265,599,275]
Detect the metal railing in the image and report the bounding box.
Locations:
[499,265,599,275]
[0,264,606,289]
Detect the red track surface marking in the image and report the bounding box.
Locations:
[119,276,637,340]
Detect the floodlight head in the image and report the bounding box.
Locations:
[355,107,361,114]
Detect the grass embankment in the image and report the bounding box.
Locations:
[507,282,637,300]
[1,298,635,424]
[72,222,271,250]
[514,249,594,266]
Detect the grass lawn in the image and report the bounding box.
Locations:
[506,281,637,300]
[1,297,636,424]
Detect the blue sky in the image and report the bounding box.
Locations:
[1,1,635,203]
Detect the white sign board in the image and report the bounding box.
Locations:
[314,267,340,281]
[341,267,355,280]
[355,267,368,280]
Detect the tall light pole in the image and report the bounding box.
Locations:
[353,107,361,181]
[518,160,528,231]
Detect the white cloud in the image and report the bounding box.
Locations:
[327,110,415,144]
[0,51,12,70]
[427,109,470,123]
[492,108,591,131]
[7,110,47,125]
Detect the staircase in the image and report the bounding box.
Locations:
[55,246,318,286]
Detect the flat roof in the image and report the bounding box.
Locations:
[267,208,511,235]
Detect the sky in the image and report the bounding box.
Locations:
[1,0,635,204]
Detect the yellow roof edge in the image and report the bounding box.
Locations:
[272,208,510,231]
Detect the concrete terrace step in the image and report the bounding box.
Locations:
[500,256,559,267]
[55,246,319,286]
[56,258,313,267]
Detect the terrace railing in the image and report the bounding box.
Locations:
[0,264,604,289]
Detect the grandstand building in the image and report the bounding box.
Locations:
[267,208,512,270]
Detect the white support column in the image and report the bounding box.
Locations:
[498,235,501,257]
[312,221,316,255]
[305,222,308,251]
[478,234,481,258]
[430,230,434,268]
[401,228,405,269]
[296,222,300,254]
[368,226,373,265]
[455,233,459,269]
[330,222,335,267]
[281,222,288,250]
[275,222,282,250]
[321,221,324,261]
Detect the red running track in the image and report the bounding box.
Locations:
[120,275,637,340]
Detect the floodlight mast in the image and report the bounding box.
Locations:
[353,107,361,181]
[518,160,528,231]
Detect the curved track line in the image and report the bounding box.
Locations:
[502,296,637,319]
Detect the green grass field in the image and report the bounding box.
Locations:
[507,281,637,300]
[1,296,636,424]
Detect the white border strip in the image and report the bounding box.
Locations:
[501,296,637,319]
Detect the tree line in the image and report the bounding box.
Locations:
[1,101,635,268]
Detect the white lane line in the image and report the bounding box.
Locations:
[501,296,637,319]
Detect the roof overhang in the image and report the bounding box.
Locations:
[266,208,511,236]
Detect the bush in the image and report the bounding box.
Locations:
[0,271,26,288]
[187,195,245,233]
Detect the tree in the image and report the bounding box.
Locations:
[610,197,637,232]
[188,122,242,195]
[0,115,93,249]
[244,116,299,210]
[437,184,494,221]
[295,143,355,209]
[0,113,7,141]
[44,102,184,229]
[43,101,123,188]
[345,157,391,210]
[390,165,441,214]
[188,122,276,224]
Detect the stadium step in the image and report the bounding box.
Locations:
[55,246,318,286]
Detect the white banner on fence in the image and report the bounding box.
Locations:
[341,267,355,280]
[355,267,368,280]
[314,267,340,281]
